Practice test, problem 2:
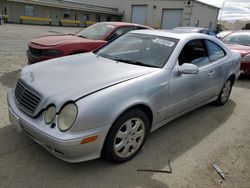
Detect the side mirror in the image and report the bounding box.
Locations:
[177,63,199,74]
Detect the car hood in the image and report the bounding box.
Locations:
[20,53,158,112]
[31,35,100,46]
[226,44,250,55]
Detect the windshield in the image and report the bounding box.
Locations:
[95,33,178,68]
[75,23,115,40]
[216,30,231,39]
[223,32,250,46]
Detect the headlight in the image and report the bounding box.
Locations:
[41,49,62,56]
[44,105,56,124]
[58,103,78,131]
[242,54,250,63]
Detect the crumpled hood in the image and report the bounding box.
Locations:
[20,52,157,112]
[226,44,250,55]
[31,35,99,46]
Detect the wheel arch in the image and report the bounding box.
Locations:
[101,103,153,160]
[228,74,236,84]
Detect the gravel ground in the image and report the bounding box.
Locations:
[0,24,250,188]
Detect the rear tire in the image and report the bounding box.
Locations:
[215,78,233,106]
[102,109,150,163]
[0,19,4,25]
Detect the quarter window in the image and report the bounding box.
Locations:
[205,40,225,62]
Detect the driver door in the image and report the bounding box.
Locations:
[166,39,214,118]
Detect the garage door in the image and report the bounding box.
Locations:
[161,9,183,29]
[131,5,147,25]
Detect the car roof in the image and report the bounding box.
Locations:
[98,22,152,29]
[172,27,208,32]
[230,30,250,34]
[130,29,211,40]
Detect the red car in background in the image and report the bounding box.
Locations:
[222,30,250,74]
[27,22,151,64]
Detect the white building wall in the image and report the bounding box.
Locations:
[1,0,219,29]
[67,0,120,8]
[115,0,219,29]
[117,0,187,28]
[191,1,220,29]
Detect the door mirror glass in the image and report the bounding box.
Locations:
[178,63,199,74]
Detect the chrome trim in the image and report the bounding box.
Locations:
[15,79,42,116]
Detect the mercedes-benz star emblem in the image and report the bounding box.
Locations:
[30,72,34,82]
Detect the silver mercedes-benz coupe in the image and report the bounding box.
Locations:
[8,30,241,163]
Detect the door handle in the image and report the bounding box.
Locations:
[208,70,215,76]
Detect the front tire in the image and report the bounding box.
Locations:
[215,78,233,106]
[102,109,150,163]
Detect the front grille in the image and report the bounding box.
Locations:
[15,80,42,116]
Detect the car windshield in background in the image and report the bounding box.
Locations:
[216,30,232,39]
[75,23,115,40]
[95,33,178,68]
[223,33,250,46]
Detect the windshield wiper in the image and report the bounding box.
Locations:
[112,57,158,68]
[95,53,159,68]
[77,35,87,38]
[96,52,116,59]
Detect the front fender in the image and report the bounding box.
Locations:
[72,82,153,132]
[70,70,169,132]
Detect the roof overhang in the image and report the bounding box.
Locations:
[7,0,124,16]
[195,0,221,9]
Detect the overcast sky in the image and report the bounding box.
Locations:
[198,0,250,21]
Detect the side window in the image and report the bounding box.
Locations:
[205,40,226,62]
[108,27,135,41]
[178,39,209,67]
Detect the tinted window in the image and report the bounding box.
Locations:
[205,40,225,61]
[179,39,209,67]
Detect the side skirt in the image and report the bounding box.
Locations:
[150,96,218,132]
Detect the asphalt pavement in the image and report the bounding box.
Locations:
[0,24,249,188]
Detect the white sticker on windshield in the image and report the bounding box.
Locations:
[152,38,175,47]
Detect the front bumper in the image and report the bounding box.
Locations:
[7,89,110,162]
[240,62,250,74]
